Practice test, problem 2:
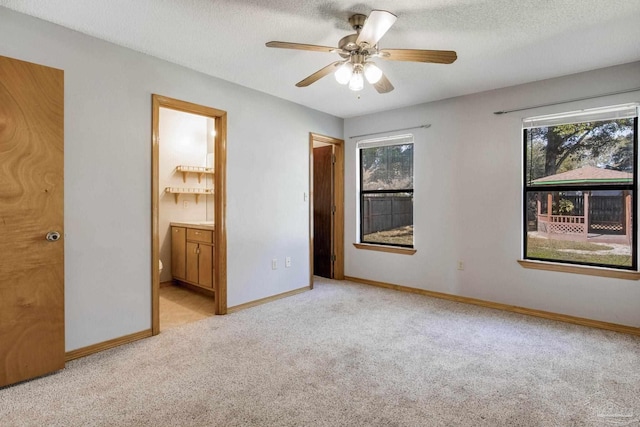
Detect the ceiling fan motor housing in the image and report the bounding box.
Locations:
[340,14,380,59]
[338,34,359,53]
[348,14,367,31]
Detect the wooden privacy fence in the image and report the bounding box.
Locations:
[362,195,412,235]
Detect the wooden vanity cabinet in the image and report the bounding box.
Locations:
[171,225,214,290]
[171,227,186,280]
[186,242,213,287]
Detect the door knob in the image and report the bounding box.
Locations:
[46,231,61,242]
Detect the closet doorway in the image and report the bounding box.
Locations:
[151,95,227,335]
[309,133,345,287]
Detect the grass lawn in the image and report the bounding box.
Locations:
[526,236,632,266]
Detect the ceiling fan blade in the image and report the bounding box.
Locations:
[373,73,394,94]
[356,10,397,47]
[266,41,336,53]
[380,49,457,64]
[296,61,344,87]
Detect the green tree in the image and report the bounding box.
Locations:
[525,138,546,183]
[608,133,634,171]
[527,118,634,180]
[361,144,413,190]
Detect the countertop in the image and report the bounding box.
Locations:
[170,221,214,231]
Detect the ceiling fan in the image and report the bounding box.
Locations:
[266,10,457,94]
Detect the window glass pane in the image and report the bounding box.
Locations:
[361,144,413,191]
[525,190,633,268]
[525,118,634,185]
[362,192,413,246]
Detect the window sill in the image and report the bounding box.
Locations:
[517,259,640,280]
[353,243,417,255]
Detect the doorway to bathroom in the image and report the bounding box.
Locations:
[151,95,227,335]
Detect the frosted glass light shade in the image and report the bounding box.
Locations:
[334,63,353,85]
[364,62,383,84]
[349,69,364,91]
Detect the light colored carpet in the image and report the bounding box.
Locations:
[1,278,639,426]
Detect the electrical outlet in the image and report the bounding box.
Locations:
[285,257,291,268]
[272,258,278,270]
[457,261,464,271]
[183,200,189,209]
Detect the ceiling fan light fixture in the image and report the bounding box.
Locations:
[334,62,353,85]
[364,62,383,84]
[265,9,457,95]
[348,68,364,91]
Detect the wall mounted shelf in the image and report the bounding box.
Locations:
[165,187,213,204]
[176,165,214,183]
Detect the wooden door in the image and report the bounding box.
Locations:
[171,226,186,279]
[199,244,213,288]
[186,242,199,284]
[313,145,334,278]
[0,55,64,387]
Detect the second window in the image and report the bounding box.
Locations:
[358,135,414,248]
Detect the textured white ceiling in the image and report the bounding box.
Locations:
[2,0,640,118]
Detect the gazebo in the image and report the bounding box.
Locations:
[530,166,632,242]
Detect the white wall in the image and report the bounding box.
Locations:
[0,7,343,351]
[158,108,211,282]
[344,61,640,327]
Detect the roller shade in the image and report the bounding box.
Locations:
[356,134,414,149]
[523,103,639,129]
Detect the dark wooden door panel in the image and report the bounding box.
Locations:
[314,145,333,278]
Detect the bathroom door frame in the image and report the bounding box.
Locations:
[151,94,228,335]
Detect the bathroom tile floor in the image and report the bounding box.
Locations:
[159,283,216,331]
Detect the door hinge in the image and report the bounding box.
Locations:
[332,205,336,214]
[331,254,336,262]
[331,154,336,164]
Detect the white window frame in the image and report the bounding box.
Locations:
[356,134,415,249]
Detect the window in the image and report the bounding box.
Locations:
[523,104,638,270]
[358,135,414,248]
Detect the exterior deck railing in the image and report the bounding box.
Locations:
[537,214,586,235]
